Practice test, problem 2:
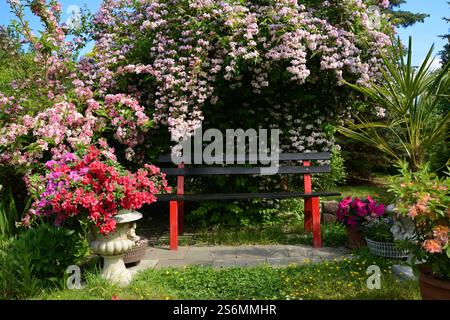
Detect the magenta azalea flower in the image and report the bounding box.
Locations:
[336,196,387,228]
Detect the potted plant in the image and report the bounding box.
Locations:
[362,214,410,259]
[336,196,385,249]
[389,162,450,300]
[26,143,172,286]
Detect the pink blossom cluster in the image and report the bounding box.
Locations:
[0,93,22,115]
[104,94,151,160]
[423,226,450,254]
[0,92,152,167]
[0,101,97,166]
[6,0,79,103]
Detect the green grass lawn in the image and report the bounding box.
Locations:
[38,249,419,300]
[331,184,394,204]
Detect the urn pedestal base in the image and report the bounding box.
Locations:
[89,210,143,287]
[102,254,132,287]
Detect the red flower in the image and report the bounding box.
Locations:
[30,146,171,235]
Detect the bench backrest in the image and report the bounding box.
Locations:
[157,152,331,176]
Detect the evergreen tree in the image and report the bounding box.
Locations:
[440,2,450,64]
[385,0,429,28]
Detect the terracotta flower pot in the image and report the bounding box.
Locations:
[345,226,367,249]
[419,265,450,300]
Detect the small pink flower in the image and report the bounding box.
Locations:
[379,0,390,9]
[422,239,442,254]
[373,204,385,216]
[433,226,449,245]
[416,203,427,214]
[420,193,431,204]
[408,205,418,219]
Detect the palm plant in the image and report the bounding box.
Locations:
[338,37,450,171]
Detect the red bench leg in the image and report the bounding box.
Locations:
[305,198,313,232]
[304,198,313,232]
[177,165,185,235]
[312,197,322,248]
[170,200,178,251]
[178,200,184,235]
[303,161,313,233]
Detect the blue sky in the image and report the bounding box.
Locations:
[0,0,448,66]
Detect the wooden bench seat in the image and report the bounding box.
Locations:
[156,152,340,250]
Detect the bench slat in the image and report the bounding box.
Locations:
[160,165,330,176]
[158,152,331,163]
[157,191,340,202]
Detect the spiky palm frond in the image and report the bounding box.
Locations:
[339,37,450,170]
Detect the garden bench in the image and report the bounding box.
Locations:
[156,152,340,250]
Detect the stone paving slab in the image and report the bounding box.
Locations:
[129,259,159,274]
[133,244,350,270]
[144,246,189,260]
[236,245,290,259]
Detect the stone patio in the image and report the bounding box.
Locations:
[128,244,351,274]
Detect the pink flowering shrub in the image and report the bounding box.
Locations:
[85,0,394,147]
[336,195,386,228]
[1,0,396,229]
[388,162,450,279]
[26,144,171,235]
[0,1,153,169]
[4,0,80,109]
[0,1,171,238]
[1,0,396,170]
[0,92,152,167]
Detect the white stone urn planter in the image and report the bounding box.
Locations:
[88,210,143,287]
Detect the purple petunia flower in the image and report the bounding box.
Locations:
[69,171,81,182]
[45,160,58,169]
[63,152,77,163]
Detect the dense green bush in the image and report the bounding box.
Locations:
[0,224,90,299]
[314,147,347,191]
[0,184,32,238]
[429,140,450,176]
[188,197,302,227]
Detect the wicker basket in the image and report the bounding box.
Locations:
[365,237,409,259]
[124,238,149,265]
